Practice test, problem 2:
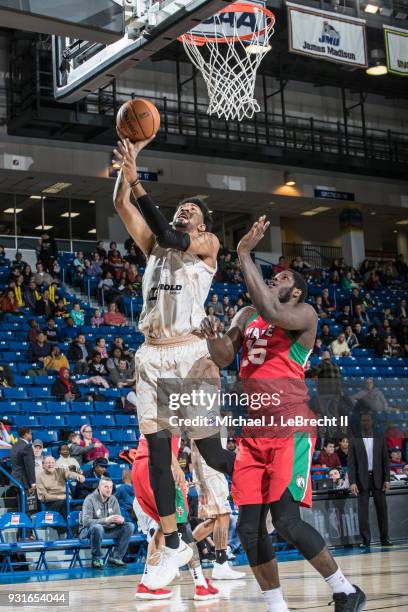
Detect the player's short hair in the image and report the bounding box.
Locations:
[177,197,213,232]
[290,270,308,302]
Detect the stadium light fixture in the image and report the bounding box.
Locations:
[284,171,296,186]
[366,49,388,76]
[363,2,379,13]
[89,200,96,204]
[35,225,53,230]
[42,182,72,194]
[61,212,80,218]
[301,207,330,216]
[396,219,408,225]
[4,208,22,214]
[30,195,42,200]
[88,228,97,234]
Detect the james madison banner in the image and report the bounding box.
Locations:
[384,25,408,76]
[287,3,368,68]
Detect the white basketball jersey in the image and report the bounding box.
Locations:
[139,244,215,339]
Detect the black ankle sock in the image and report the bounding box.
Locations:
[215,549,228,564]
[164,531,179,549]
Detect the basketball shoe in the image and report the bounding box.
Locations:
[194,579,219,601]
[212,561,246,580]
[143,534,193,590]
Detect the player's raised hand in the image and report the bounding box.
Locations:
[200,316,219,339]
[112,136,155,185]
[237,216,270,255]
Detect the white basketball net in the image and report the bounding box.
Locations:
[179,2,274,122]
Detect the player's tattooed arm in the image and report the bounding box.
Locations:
[113,168,155,258]
[200,305,255,368]
[237,217,317,334]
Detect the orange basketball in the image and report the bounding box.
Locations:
[116,98,160,142]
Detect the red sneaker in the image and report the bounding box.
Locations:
[205,579,219,595]
[134,582,172,600]
[194,580,220,600]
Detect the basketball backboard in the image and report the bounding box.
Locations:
[52,0,230,103]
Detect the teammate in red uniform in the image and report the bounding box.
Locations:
[200,217,366,612]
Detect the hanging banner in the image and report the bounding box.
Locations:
[287,3,368,68]
[384,25,408,76]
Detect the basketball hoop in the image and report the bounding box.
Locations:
[178,1,275,121]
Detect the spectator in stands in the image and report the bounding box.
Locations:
[61,316,77,340]
[42,317,59,345]
[108,249,124,280]
[111,336,131,360]
[222,295,231,315]
[96,241,107,260]
[98,271,115,304]
[33,439,44,477]
[227,438,237,453]
[330,333,351,357]
[51,367,83,402]
[88,352,109,377]
[114,470,136,524]
[353,303,371,326]
[350,287,362,313]
[235,296,245,311]
[321,288,335,312]
[79,425,109,463]
[365,326,381,353]
[56,444,81,472]
[178,438,192,474]
[12,252,26,272]
[10,427,36,494]
[79,476,134,569]
[108,358,134,388]
[316,440,341,468]
[348,412,391,547]
[32,262,53,287]
[86,254,103,277]
[312,338,324,356]
[341,270,357,290]
[68,432,103,466]
[1,289,20,314]
[290,255,310,272]
[397,298,407,320]
[318,323,333,347]
[91,309,104,327]
[344,325,359,350]
[273,256,288,274]
[390,336,403,356]
[385,421,404,450]
[37,455,84,519]
[55,298,69,318]
[353,322,365,347]
[336,304,352,327]
[106,347,123,376]
[68,333,92,374]
[0,363,13,387]
[27,331,51,367]
[309,351,342,433]
[209,293,224,317]
[399,464,408,481]
[328,467,349,490]
[336,437,349,467]
[70,302,85,327]
[76,457,111,498]
[73,250,85,271]
[389,446,405,468]
[13,276,25,307]
[351,378,388,413]
[378,334,393,357]
[94,337,108,360]
[313,296,328,319]
[206,305,218,328]
[34,289,56,317]
[27,319,40,345]
[103,302,126,327]
[23,280,39,310]
[223,306,236,331]
[43,345,69,374]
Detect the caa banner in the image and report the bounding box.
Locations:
[287,3,368,68]
[384,25,408,76]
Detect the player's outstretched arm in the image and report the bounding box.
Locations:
[113,168,154,258]
[200,305,255,368]
[237,217,316,331]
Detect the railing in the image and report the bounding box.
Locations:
[282,243,342,268]
[0,464,27,539]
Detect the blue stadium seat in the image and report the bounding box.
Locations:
[28,386,52,398]
[91,414,116,428]
[92,429,112,442]
[3,387,27,400]
[35,430,59,443]
[115,414,138,427]
[13,375,33,386]
[110,429,136,443]
[1,402,21,413]
[38,415,66,428]
[21,401,47,414]
[70,401,94,413]
[93,401,117,412]
[46,401,70,413]
[67,415,89,428]
[33,376,55,386]
[13,414,40,428]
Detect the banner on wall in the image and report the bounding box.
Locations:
[287,3,368,68]
[384,25,408,76]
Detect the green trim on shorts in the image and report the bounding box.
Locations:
[287,432,312,503]
[175,485,188,524]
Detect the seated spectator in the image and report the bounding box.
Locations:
[397,298,407,320]
[353,322,365,346]
[106,347,123,375]
[330,333,351,357]
[44,345,69,374]
[33,439,44,476]
[76,457,111,498]
[313,296,328,319]
[328,467,349,490]
[34,289,56,317]
[96,240,107,260]
[390,336,403,356]
[377,334,393,357]
[95,337,108,360]
[385,422,404,450]
[88,253,103,277]
[206,305,218,328]
[88,352,109,376]
[344,325,359,349]
[32,262,53,287]
[114,469,136,524]
[313,338,324,356]
[38,231,58,273]
[98,271,116,304]
[209,293,224,317]
[336,305,352,327]
[36,455,84,520]
[109,358,134,388]
[336,437,349,467]
[329,270,340,285]
[389,447,405,476]
[273,255,288,274]
[79,476,134,569]
[73,250,85,271]
[12,252,27,272]
[27,319,40,344]
[319,323,333,347]
[291,255,310,272]
[353,304,371,326]
[103,302,126,327]
[341,270,359,290]
[79,424,109,463]
[91,309,104,327]
[227,438,237,453]
[55,298,69,318]
[68,431,103,466]
[51,367,84,402]
[43,317,59,344]
[350,378,388,412]
[316,440,341,468]
[234,296,245,311]
[223,306,236,331]
[321,288,335,312]
[56,444,81,472]
[24,280,40,310]
[178,438,192,474]
[68,332,92,374]
[61,316,77,340]
[28,331,51,364]
[365,326,381,353]
[1,289,20,314]
[70,302,85,327]
[111,336,131,359]
[0,363,13,387]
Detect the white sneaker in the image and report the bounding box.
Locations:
[143,537,193,590]
[212,561,246,580]
[227,546,236,560]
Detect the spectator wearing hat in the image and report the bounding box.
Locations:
[33,439,44,476]
[76,457,112,499]
[36,455,84,519]
[79,476,134,569]
[227,438,237,453]
[79,424,109,463]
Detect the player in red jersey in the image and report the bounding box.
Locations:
[200,217,366,612]
[131,434,219,601]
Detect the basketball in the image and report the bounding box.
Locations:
[116,98,160,142]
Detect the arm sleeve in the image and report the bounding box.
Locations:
[136,194,190,251]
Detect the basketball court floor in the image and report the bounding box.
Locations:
[1,545,407,611]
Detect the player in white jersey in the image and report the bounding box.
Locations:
[113,136,235,589]
[191,440,245,581]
